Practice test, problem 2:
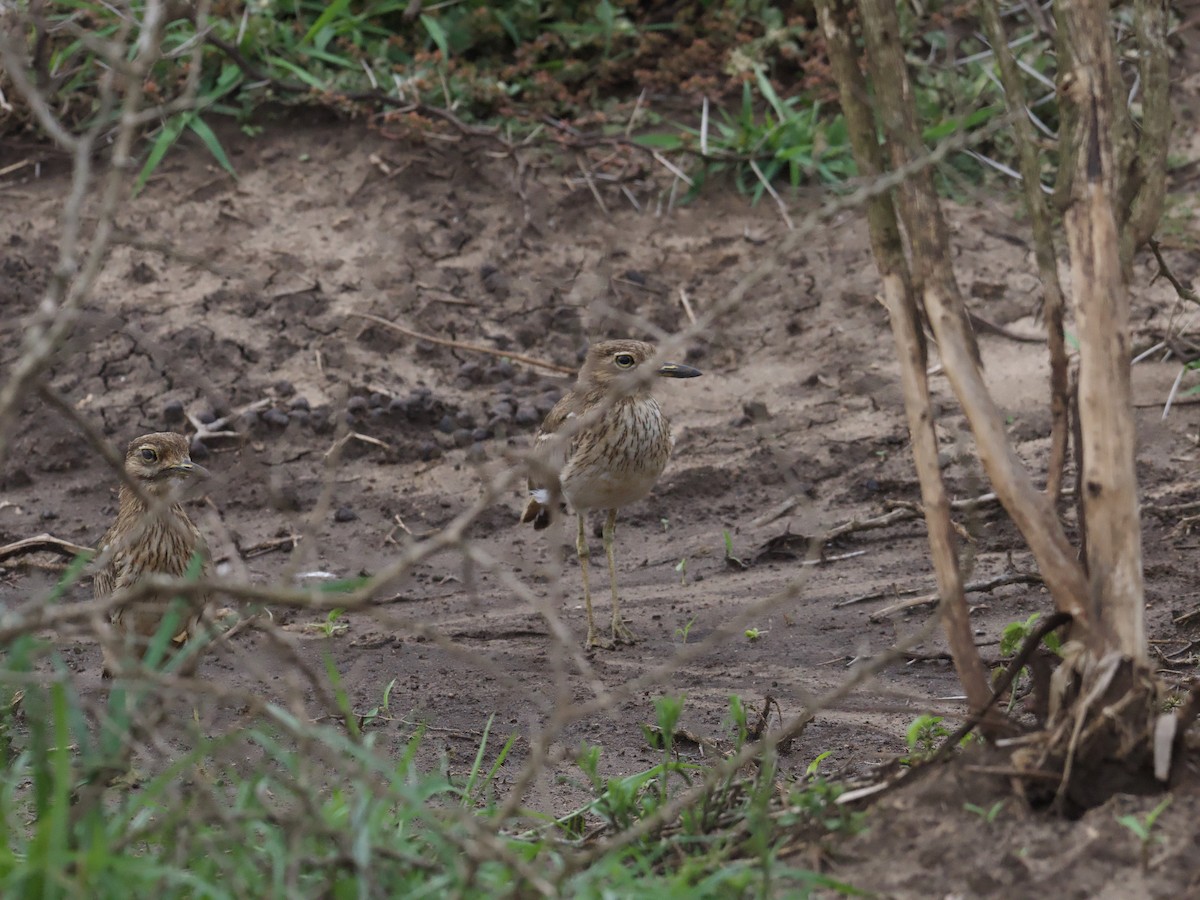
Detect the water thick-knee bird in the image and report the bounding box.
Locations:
[521,340,701,649]
[94,432,212,677]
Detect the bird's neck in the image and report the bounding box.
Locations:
[117,483,187,519]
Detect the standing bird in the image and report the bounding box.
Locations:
[94,432,212,677]
[521,340,701,649]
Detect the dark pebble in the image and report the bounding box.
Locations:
[275,380,296,398]
[334,506,358,523]
[196,409,217,425]
[622,269,647,286]
[290,396,311,412]
[453,427,474,448]
[418,441,442,461]
[289,410,310,427]
[412,386,433,401]
[514,369,537,387]
[242,410,260,430]
[865,478,880,492]
[437,415,456,435]
[163,399,185,423]
[466,443,487,463]
[388,397,406,415]
[495,360,514,380]
[311,414,333,434]
[189,437,209,460]
[368,408,385,421]
[347,395,369,415]
[40,510,58,521]
[471,427,491,442]
[479,262,499,279]
[495,380,514,395]
[455,410,476,429]
[489,402,514,423]
[743,401,770,422]
[369,392,387,408]
[263,408,290,428]
[459,362,482,383]
[515,404,540,427]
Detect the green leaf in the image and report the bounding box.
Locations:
[266,55,328,90]
[632,132,685,150]
[301,0,353,48]
[135,114,189,195]
[421,14,450,59]
[187,116,237,178]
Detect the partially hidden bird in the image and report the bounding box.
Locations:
[94,432,212,677]
[521,340,701,649]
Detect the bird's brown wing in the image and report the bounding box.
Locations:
[92,522,120,602]
[520,392,579,529]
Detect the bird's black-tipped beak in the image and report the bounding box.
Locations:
[172,460,210,479]
[657,362,702,379]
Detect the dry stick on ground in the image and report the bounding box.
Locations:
[855,0,1093,634]
[0,534,93,562]
[346,312,574,374]
[818,0,992,719]
[979,0,1072,505]
[869,572,1045,619]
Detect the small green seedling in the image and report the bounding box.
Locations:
[308,608,348,638]
[675,616,696,644]
[1117,795,1172,870]
[675,557,687,584]
[723,529,747,569]
[902,714,951,764]
[964,800,1005,824]
[357,677,397,731]
[744,627,766,642]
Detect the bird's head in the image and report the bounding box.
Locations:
[578,340,702,391]
[124,432,209,499]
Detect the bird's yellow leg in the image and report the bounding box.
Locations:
[604,509,637,644]
[578,512,604,649]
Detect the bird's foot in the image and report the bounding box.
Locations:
[611,616,639,646]
[585,629,616,651]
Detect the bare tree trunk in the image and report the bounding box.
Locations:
[1059,0,1146,662]
[855,0,1094,630]
[978,0,1071,505]
[816,0,992,718]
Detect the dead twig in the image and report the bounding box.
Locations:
[347,312,574,375]
[1148,238,1200,308]
[0,533,94,562]
[867,571,1044,618]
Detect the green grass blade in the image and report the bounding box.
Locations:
[187,116,237,178]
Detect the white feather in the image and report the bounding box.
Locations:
[531,488,551,504]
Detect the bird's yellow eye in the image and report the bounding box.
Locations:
[139,447,158,462]
[614,353,636,369]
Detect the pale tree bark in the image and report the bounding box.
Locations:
[855,0,1094,631]
[815,0,993,719]
[978,0,1071,505]
[1059,0,1146,662]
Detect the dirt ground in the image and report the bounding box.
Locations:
[3,109,1200,895]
